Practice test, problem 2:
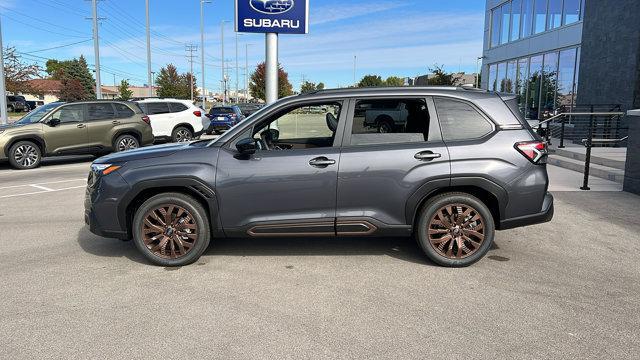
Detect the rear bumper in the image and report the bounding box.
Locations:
[499,192,554,230]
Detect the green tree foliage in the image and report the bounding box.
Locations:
[118,79,133,100]
[46,56,96,99]
[58,78,86,102]
[300,80,325,94]
[3,47,41,94]
[384,76,405,87]
[426,64,461,86]
[357,75,384,87]
[155,64,198,99]
[249,62,294,101]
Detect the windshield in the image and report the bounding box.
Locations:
[16,103,62,124]
[210,107,234,115]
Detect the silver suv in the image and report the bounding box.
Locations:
[85,87,553,267]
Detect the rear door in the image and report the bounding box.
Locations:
[43,104,89,155]
[86,102,117,150]
[336,97,450,232]
[144,102,173,137]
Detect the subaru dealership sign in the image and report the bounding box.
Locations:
[235,0,309,34]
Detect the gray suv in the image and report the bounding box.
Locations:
[85,87,553,267]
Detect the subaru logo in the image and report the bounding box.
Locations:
[250,0,294,14]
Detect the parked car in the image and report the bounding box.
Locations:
[25,100,44,111]
[6,95,28,113]
[0,100,153,169]
[362,100,410,133]
[136,99,208,142]
[236,103,264,117]
[206,105,244,134]
[85,87,553,267]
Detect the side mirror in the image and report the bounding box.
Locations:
[48,118,61,127]
[236,138,257,155]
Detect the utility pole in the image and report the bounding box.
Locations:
[220,20,228,105]
[235,32,239,104]
[200,0,211,109]
[92,0,102,99]
[0,15,7,125]
[245,43,252,103]
[145,0,152,97]
[186,44,198,101]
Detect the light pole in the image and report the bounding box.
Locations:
[145,0,152,97]
[200,0,211,109]
[0,15,7,124]
[235,32,243,104]
[353,55,357,87]
[220,20,230,105]
[151,71,155,95]
[245,43,253,103]
[91,0,102,99]
[476,56,485,89]
[265,33,278,105]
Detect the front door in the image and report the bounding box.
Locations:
[43,104,88,155]
[336,97,451,231]
[216,101,345,237]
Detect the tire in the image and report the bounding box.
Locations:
[114,134,140,152]
[171,126,193,143]
[132,192,211,267]
[377,119,394,133]
[7,105,14,112]
[8,141,42,170]
[416,192,495,267]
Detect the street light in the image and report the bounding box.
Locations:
[200,0,212,109]
[235,33,245,104]
[245,43,253,103]
[220,20,230,105]
[476,56,485,89]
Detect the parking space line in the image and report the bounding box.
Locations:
[0,178,86,191]
[30,184,55,191]
[0,185,86,199]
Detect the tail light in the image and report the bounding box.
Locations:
[141,115,151,125]
[515,141,547,164]
[193,110,202,117]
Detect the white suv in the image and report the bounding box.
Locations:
[136,99,209,142]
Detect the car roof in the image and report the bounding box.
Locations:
[135,98,193,103]
[294,86,498,101]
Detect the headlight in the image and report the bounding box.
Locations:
[91,163,121,175]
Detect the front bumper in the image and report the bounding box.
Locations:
[84,171,131,239]
[499,192,554,230]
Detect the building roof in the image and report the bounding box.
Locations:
[27,79,62,93]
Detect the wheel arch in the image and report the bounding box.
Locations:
[112,129,142,148]
[4,135,47,156]
[172,123,195,134]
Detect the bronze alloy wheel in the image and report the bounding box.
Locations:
[141,204,198,259]
[13,144,39,167]
[427,203,486,259]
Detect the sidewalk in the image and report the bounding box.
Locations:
[547,164,622,192]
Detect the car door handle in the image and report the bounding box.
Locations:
[77,123,86,128]
[112,120,121,125]
[309,157,336,167]
[414,151,441,161]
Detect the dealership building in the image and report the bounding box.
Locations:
[480,0,640,194]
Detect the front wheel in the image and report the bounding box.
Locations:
[171,126,193,143]
[9,141,42,170]
[114,134,139,152]
[132,193,211,267]
[416,192,495,267]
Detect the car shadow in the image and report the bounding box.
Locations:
[0,155,94,171]
[77,226,437,266]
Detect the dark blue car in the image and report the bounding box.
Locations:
[206,105,244,134]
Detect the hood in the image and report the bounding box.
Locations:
[95,142,190,164]
[0,122,25,130]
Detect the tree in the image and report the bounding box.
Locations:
[58,78,86,102]
[384,76,404,87]
[427,64,461,86]
[300,80,325,94]
[357,75,383,87]
[3,47,41,93]
[46,56,96,99]
[249,62,293,101]
[118,79,133,100]
[155,64,197,99]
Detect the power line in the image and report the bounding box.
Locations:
[22,39,93,54]
[0,5,90,36]
[1,13,91,39]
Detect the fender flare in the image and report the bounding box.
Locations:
[3,135,47,156]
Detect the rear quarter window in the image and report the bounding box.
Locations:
[145,102,171,115]
[169,102,189,113]
[114,103,135,118]
[435,98,494,141]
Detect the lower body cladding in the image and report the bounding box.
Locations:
[232,218,413,238]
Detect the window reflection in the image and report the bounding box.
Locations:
[488,64,498,91]
[491,7,502,47]
[501,2,511,45]
[527,55,543,119]
[533,0,547,34]
[547,0,562,29]
[510,0,522,41]
[541,52,558,118]
[562,0,581,25]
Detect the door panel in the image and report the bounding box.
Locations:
[86,103,117,149]
[43,104,88,154]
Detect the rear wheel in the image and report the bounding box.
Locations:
[416,192,495,267]
[171,126,193,143]
[114,134,139,152]
[132,192,211,267]
[9,141,41,170]
[377,119,394,133]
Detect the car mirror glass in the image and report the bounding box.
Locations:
[236,138,257,155]
[48,118,61,126]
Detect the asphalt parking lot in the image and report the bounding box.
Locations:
[1,154,639,359]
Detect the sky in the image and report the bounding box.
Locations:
[0,0,486,93]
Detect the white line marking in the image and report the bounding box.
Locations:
[0,185,86,199]
[0,178,86,190]
[30,184,55,191]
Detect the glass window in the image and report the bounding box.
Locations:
[526,55,543,119]
[488,64,498,91]
[497,62,507,92]
[505,60,517,94]
[114,103,135,118]
[580,0,585,20]
[145,102,170,115]
[210,107,234,115]
[563,0,581,25]
[169,103,189,113]
[522,0,534,37]
[349,99,429,145]
[510,0,522,41]
[491,6,502,47]
[547,0,562,29]
[516,58,529,114]
[541,52,558,117]
[533,0,547,34]
[556,48,577,109]
[50,104,84,123]
[500,2,511,45]
[435,98,493,141]
[573,47,581,104]
[252,102,342,150]
[87,103,115,121]
[16,102,61,124]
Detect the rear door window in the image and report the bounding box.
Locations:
[87,103,115,121]
[434,98,494,141]
[145,102,171,115]
[169,102,189,113]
